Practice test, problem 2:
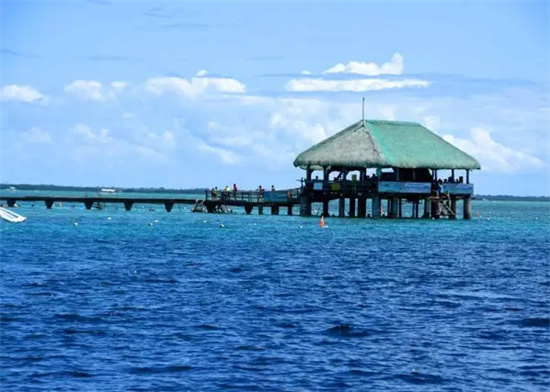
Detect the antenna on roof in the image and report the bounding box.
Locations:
[362,97,365,123]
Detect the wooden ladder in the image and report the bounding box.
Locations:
[192,200,204,212]
[437,195,455,217]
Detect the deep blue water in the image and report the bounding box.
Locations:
[1,200,549,391]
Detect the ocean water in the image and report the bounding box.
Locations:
[1,199,549,391]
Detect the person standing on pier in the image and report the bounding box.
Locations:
[257,185,264,202]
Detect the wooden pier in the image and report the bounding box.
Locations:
[0,189,301,214]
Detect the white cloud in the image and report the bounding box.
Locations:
[146,130,176,152]
[65,80,129,101]
[192,97,411,170]
[324,53,404,76]
[0,85,48,104]
[195,70,208,77]
[443,127,545,173]
[65,80,104,100]
[111,81,130,90]
[145,75,246,98]
[197,142,241,164]
[285,77,429,92]
[300,70,312,75]
[20,127,53,144]
[72,123,113,144]
[269,110,327,144]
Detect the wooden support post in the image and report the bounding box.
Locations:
[164,202,174,212]
[339,197,345,217]
[432,198,440,219]
[258,205,264,215]
[206,204,216,213]
[45,200,54,209]
[450,197,457,220]
[287,205,293,215]
[372,195,381,218]
[390,197,398,218]
[423,198,430,219]
[271,205,279,215]
[466,170,470,184]
[245,205,253,215]
[322,200,329,217]
[415,201,420,219]
[463,197,472,220]
[398,198,403,218]
[7,199,16,207]
[299,195,311,217]
[124,201,133,211]
[357,198,366,218]
[349,197,356,217]
[84,200,94,210]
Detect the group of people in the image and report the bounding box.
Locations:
[438,176,464,184]
[210,184,238,199]
[209,184,276,199]
[256,185,276,193]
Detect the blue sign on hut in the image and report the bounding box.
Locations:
[293,120,481,220]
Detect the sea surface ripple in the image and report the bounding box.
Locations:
[1,200,549,391]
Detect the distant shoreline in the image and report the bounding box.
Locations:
[1,183,549,202]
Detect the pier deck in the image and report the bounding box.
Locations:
[0,189,301,213]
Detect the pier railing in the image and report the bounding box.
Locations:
[204,189,300,204]
[304,179,378,195]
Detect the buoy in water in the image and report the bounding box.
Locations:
[319,215,325,228]
[220,223,225,228]
[73,222,79,226]
[148,222,154,226]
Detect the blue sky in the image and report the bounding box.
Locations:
[1,0,548,195]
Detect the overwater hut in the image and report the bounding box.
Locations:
[294,120,481,219]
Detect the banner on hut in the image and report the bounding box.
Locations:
[378,182,431,194]
[441,183,474,195]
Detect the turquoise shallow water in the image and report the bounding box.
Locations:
[1,198,549,391]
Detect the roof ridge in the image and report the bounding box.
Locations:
[365,119,421,126]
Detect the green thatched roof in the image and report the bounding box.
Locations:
[294,120,481,170]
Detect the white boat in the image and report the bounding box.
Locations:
[100,188,117,194]
[0,207,26,223]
